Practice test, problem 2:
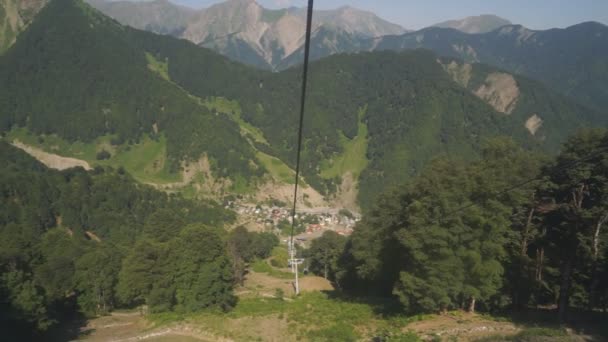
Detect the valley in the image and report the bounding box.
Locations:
[0,0,607,341]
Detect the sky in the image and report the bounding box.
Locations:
[157,0,608,30]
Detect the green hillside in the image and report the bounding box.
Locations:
[0,0,604,210]
[0,0,47,53]
[0,0,261,188]
[152,41,603,208]
[374,22,608,111]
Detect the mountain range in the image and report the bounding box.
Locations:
[371,22,608,111]
[87,0,407,70]
[79,0,608,112]
[432,14,512,33]
[1,0,605,211]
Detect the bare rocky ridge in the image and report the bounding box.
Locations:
[87,0,406,69]
[432,14,512,34]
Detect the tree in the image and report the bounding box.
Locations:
[35,229,82,302]
[0,269,51,331]
[342,139,542,313]
[169,224,235,312]
[537,129,608,321]
[74,246,122,315]
[143,209,186,242]
[226,227,279,285]
[95,150,111,160]
[116,239,167,306]
[226,226,252,286]
[308,231,346,280]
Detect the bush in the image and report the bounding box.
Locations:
[96,149,111,160]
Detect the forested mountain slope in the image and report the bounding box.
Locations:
[0,0,261,187]
[142,32,604,207]
[1,0,604,210]
[372,22,608,111]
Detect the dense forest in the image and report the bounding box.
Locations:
[306,130,608,322]
[1,2,607,338]
[0,0,262,183]
[0,141,277,339]
[4,128,606,339]
[139,30,606,207]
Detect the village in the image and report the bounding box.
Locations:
[227,201,361,244]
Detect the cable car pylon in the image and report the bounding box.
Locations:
[288,0,314,296]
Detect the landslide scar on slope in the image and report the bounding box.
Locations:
[525,114,543,135]
[441,60,473,88]
[474,72,520,114]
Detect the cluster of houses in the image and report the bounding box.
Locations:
[228,202,360,238]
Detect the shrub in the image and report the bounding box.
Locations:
[96,149,111,160]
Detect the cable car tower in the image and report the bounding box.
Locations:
[288,0,314,296]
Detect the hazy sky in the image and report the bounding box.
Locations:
[159,0,608,30]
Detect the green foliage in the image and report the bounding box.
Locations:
[226,226,279,285]
[0,142,235,337]
[251,259,293,279]
[536,129,608,319]
[74,245,122,315]
[0,0,260,184]
[306,230,346,280]
[340,138,542,312]
[2,0,603,210]
[170,224,235,312]
[270,246,289,268]
[116,239,167,306]
[96,149,111,160]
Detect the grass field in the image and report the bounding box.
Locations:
[149,291,421,342]
[146,52,170,81]
[5,128,182,184]
[204,97,269,145]
[256,151,295,184]
[320,106,369,179]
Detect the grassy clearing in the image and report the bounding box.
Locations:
[256,151,296,184]
[250,259,294,279]
[474,327,571,341]
[204,97,269,145]
[110,135,181,184]
[149,291,421,342]
[145,52,170,81]
[320,106,369,179]
[4,128,181,184]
